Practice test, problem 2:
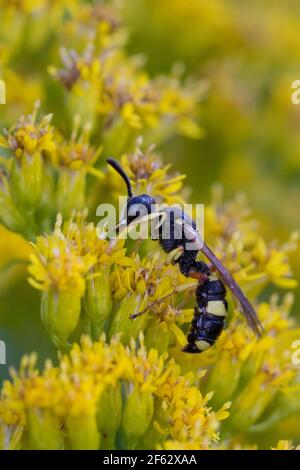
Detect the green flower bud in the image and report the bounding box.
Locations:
[11,152,43,210]
[26,408,63,450]
[109,296,148,345]
[250,388,300,434]
[36,164,57,233]
[0,187,32,238]
[56,169,86,219]
[238,349,265,389]
[207,351,241,409]
[226,380,276,432]
[138,398,168,450]
[145,319,171,355]
[121,385,154,450]
[66,414,100,450]
[68,85,98,131]
[41,289,82,351]
[85,269,112,340]
[97,384,122,450]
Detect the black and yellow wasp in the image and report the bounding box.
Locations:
[107,158,263,353]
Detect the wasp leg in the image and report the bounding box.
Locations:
[166,246,184,265]
[129,292,175,320]
[129,282,197,320]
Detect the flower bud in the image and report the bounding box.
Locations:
[120,385,154,449]
[207,351,241,409]
[85,270,112,340]
[97,384,122,449]
[26,408,62,450]
[56,169,86,219]
[227,383,276,432]
[66,414,100,450]
[109,296,147,345]
[138,399,168,450]
[238,337,274,388]
[250,388,300,434]
[226,367,294,432]
[0,185,31,237]
[145,319,171,355]
[41,289,82,351]
[11,152,43,210]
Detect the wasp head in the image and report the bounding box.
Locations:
[107,158,156,231]
[126,194,156,225]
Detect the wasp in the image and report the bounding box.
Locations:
[107,158,263,353]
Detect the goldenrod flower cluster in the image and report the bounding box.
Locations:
[0,0,300,451]
[0,336,229,450]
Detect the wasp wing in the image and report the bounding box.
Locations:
[202,242,263,337]
[176,219,263,337]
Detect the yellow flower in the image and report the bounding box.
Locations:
[121,102,143,130]
[158,80,203,139]
[50,28,202,146]
[0,103,56,222]
[1,0,300,452]
[61,211,135,339]
[0,102,55,159]
[28,214,95,294]
[272,440,300,450]
[0,335,227,450]
[109,251,189,345]
[28,214,96,350]
[106,143,186,205]
[155,370,230,450]
[55,117,102,172]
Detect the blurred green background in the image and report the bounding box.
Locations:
[123,0,300,240]
[0,0,300,382]
[122,0,300,308]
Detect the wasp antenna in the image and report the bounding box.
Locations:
[107,158,133,198]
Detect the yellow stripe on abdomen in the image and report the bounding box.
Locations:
[195,340,211,351]
[207,300,227,317]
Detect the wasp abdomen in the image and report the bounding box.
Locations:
[183,278,228,354]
